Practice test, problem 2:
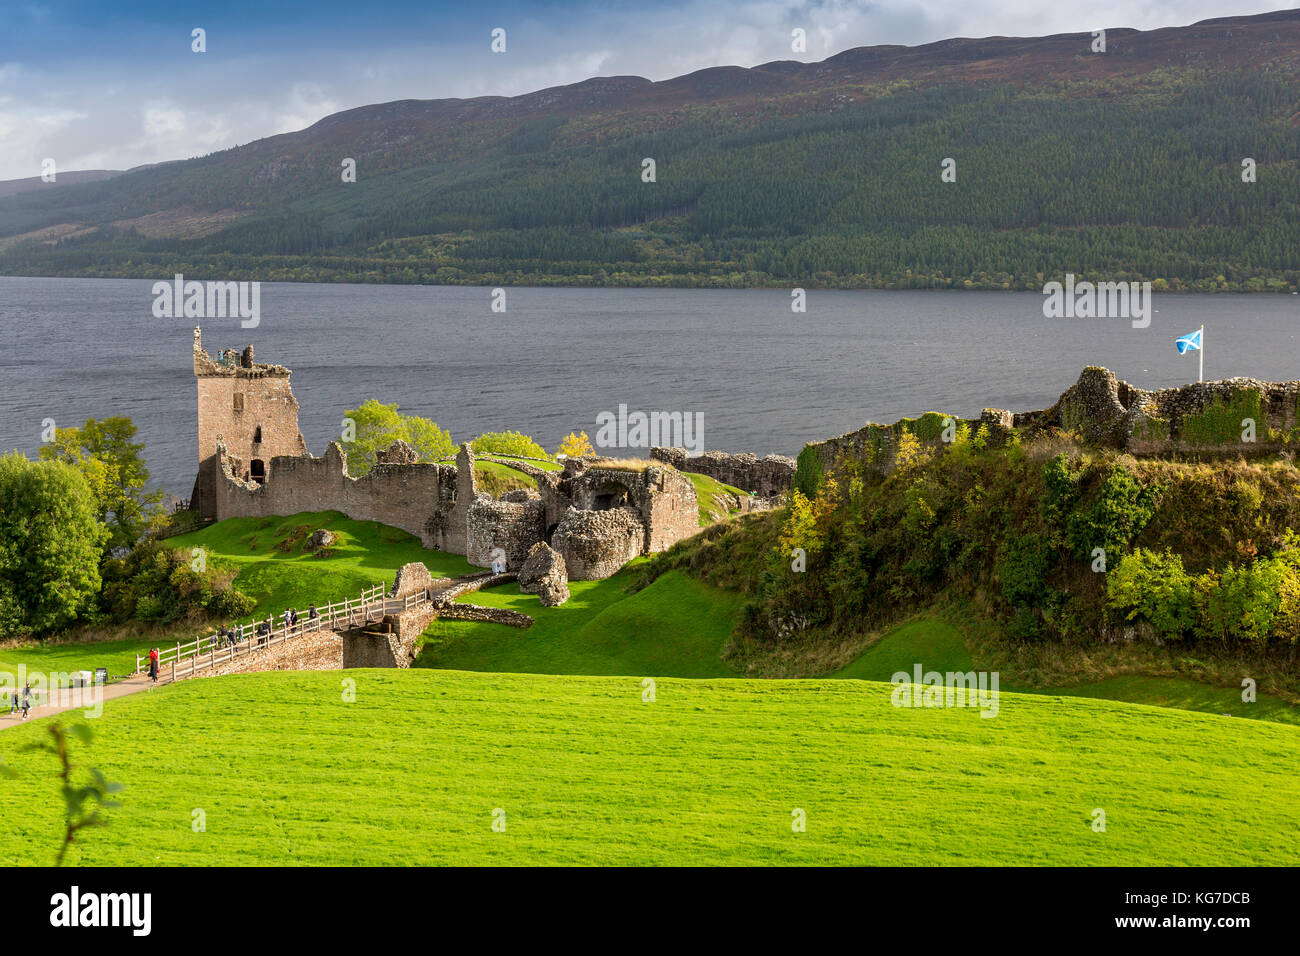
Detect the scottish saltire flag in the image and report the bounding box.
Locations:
[1176,329,1203,354]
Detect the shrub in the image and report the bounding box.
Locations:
[473,430,551,460]
[997,533,1055,608]
[1065,465,1160,563]
[101,540,252,625]
[793,444,823,498]
[1106,548,1195,640]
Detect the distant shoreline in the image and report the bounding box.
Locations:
[1,271,1295,294]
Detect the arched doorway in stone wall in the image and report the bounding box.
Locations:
[250,459,266,483]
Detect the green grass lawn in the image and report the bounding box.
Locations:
[169,511,474,605]
[418,568,744,677]
[1,512,474,684]
[1,668,1296,866]
[836,619,1300,726]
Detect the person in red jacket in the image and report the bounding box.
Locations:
[148,647,160,684]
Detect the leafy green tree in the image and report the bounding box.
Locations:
[0,453,106,636]
[1107,548,1195,639]
[1065,465,1160,562]
[473,430,551,460]
[38,416,161,554]
[340,399,455,476]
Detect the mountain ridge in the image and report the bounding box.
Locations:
[2,9,1298,290]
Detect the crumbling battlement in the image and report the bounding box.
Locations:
[650,447,795,497]
[800,367,1300,487]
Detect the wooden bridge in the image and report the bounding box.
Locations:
[135,570,533,683]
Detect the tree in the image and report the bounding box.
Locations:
[0,453,106,637]
[38,416,161,555]
[473,430,551,460]
[340,399,455,476]
[557,431,594,457]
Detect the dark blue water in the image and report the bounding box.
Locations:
[1,276,1297,495]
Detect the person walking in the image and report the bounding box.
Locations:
[9,688,18,715]
[148,647,160,684]
[20,683,32,720]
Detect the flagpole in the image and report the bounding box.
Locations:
[1199,324,1204,383]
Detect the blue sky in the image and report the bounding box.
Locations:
[0,0,1294,180]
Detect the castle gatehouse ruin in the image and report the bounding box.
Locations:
[189,328,711,579]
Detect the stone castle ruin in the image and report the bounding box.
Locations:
[189,328,718,580]
[190,327,308,519]
[801,365,1300,481]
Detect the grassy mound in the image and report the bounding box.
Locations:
[418,568,744,677]
[684,472,750,526]
[836,618,1300,726]
[1,669,1296,866]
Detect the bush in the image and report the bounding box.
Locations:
[101,540,252,625]
[473,430,551,460]
[1065,465,1160,563]
[997,533,1055,608]
[793,445,823,498]
[1106,548,1195,640]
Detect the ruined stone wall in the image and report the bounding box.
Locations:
[1037,366,1300,455]
[552,507,645,580]
[554,464,698,555]
[466,494,547,569]
[651,447,795,496]
[213,441,462,550]
[342,625,419,668]
[800,367,1300,487]
[804,409,1015,482]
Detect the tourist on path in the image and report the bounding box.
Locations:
[148,647,160,684]
[20,683,31,720]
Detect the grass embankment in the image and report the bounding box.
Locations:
[835,619,1300,726]
[1,668,1296,866]
[685,472,749,526]
[0,511,472,681]
[419,568,744,677]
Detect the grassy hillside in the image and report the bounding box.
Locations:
[835,618,1300,726]
[646,436,1300,700]
[419,568,743,677]
[1,669,1296,866]
[2,13,1299,289]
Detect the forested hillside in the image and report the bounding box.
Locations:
[2,11,1299,289]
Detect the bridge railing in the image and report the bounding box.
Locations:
[136,582,392,681]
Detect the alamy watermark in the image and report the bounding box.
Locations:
[594,404,703,456]
[1042,274,1151,329]
[151,274,260,328]
[890,664,1000,718]
[2,666,104,719]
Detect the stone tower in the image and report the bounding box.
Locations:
[190,326,307,519]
